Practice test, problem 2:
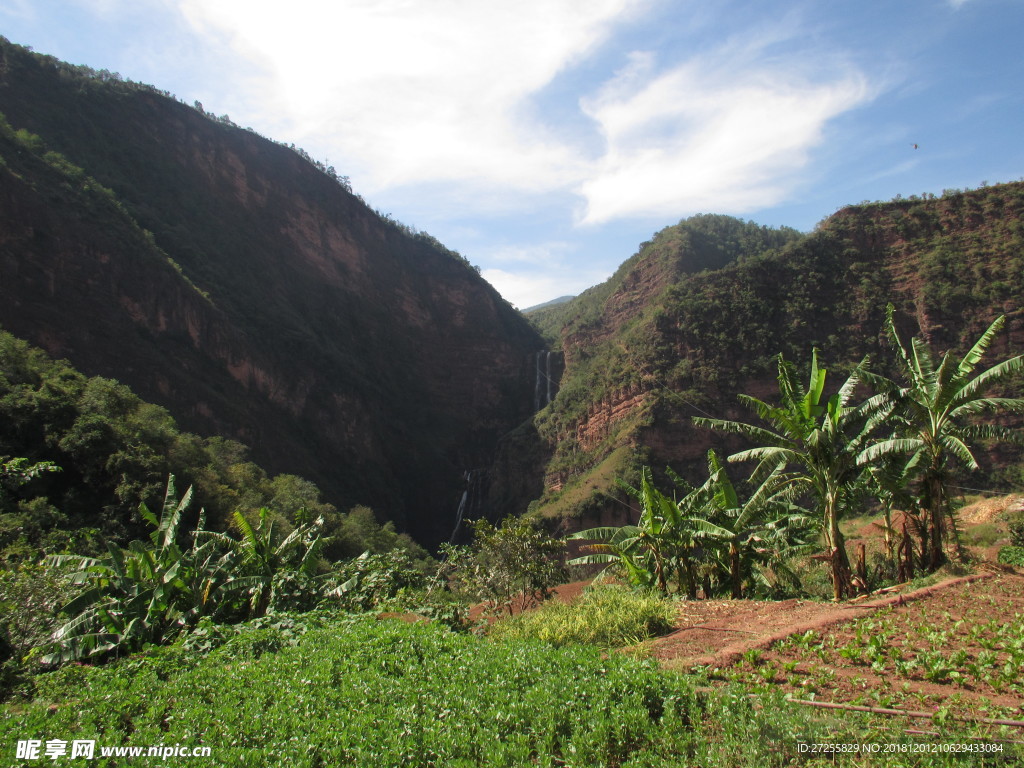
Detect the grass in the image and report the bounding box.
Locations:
[964,523,1005,548]
[486,584,676,648]
[532,444,640,523]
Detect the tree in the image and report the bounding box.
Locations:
[860,307,1024,569]
[863,451,922,574]
[0,457,61,495]
[689,450,811,598]
[694,350,896,600]
[568,467,698,596]
[441,517,567,616]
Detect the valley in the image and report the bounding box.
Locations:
[1,36,1023,766]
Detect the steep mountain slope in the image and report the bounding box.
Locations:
[516,186,1024,527]
[0,40,543,545]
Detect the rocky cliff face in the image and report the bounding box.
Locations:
[0,41,542,545]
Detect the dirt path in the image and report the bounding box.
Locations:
[650,571,997,670]
[649,568,1024,719]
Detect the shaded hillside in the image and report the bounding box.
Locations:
[0,329,341,559]
[514,186,1024,527]
[0,39,543,545]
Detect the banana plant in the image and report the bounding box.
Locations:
[695,350,897,600]
[864,450,923,567]
[859,305,1024,569]
[568,467,697,595]
[689,450,811,598]
[198,507,324,617]
[43,476,235,663]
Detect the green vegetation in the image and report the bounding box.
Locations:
[695,350,900,599]
[0,329,341,560]
[569,459,813,600]
[526,183,1024,528]
[440,517,567,617]
[688,450,813,599]
[861,306,1024,570]
[5,612,1009,767]
[733,599,1024,709]
[488,585,675,648]
[571,309,1023,601]
[2,36,1024,764]
[997,546,1024,566]
[42,478,240,664]
[568,466,697,594]
[0,36,543,544]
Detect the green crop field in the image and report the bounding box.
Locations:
[4,612,1020,767]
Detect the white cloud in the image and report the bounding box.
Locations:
[577,38,873,224]
[482,266,605,310]
[177,0,637,195]
[485,241,575,266]
[172,1,875,230]
[478,240,607,307]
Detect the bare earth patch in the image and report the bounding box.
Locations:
[650,569,1024,721]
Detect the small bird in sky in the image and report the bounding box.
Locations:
[911,143,919,149]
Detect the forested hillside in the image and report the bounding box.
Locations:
[0,330,438,567]
[0,39,542,545]
[2,37,1022,545]
[516,185,1024,527]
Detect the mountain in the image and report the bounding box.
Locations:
[514,189,1024,528]
[0,39,543,546]
[522,296,575,314]
[3,39,1022,545]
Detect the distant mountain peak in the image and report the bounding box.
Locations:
[522,295,575,314]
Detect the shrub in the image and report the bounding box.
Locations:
[323,550,429,612]
[1009,519,1024,548]
[964,523,1002,547]
[488,585,675,648]
[440,517,567,617]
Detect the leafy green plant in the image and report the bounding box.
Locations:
[41,477,238,663]
[11,608,990,767]
[919,651,956,683]
[1009,518,1024,547]
[997,546,1024,566]
[0,457,61,496]
[196,507,324,617]
[862,306,1024,569]
[695,350,899,599]
[568,467,698,595]
[689,450,812,598]
[440,516,567,617]
[324,549,428,613]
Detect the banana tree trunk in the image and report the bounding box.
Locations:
[824,492,852,601]
[882,506,895,565]
[677,554,698,599]
[729,541,742,599]
[653,549,668,595]
[927,474,946,571]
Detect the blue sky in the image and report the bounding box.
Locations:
[3,0,1022,308]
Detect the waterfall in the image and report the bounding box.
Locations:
[534,350,544,411]
[450,487,469,543]
[535,349,557,411]
[545,350,552,406]
[450,469,485,543]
